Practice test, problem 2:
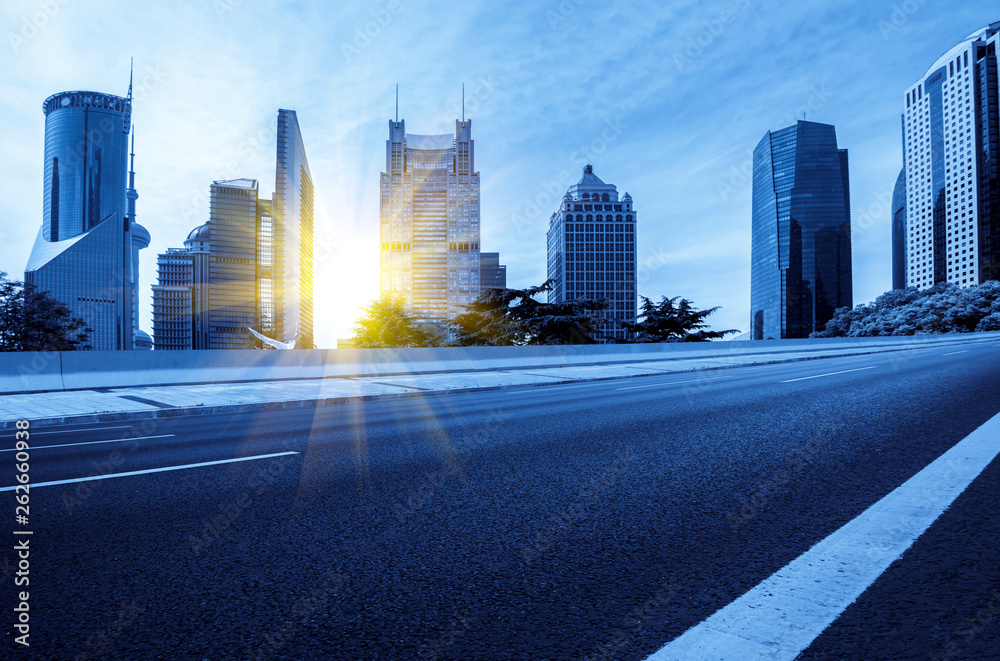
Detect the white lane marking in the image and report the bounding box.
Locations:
[645,411,1000,661]
[507,384,593,394]
[942,350,970,356]
[0,435,175,453]
[780,366,876,383]
[25,426,132,435]
[0,452,299,492]
[616,376,730,391]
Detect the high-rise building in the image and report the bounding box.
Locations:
[479,252,507,289]
[380,119,480,332]
[751,121,852,340]
[892,167,907,290]
[546,165,637,343]
[24,84,151,350]
[901,23,1000,289]
[152,111,313,350]
[273,110,314,348]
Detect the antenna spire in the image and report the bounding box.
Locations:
[395,84,398,122]
[462,83,465,122]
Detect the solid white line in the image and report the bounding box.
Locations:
[942,350,970,356]
[616,377,730,391]
[24,426,131,435]
[645,411,1000,661]
[0,435,175,452]
[780,366,876,383]
[0,452,300,492]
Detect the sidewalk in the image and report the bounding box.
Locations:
[2,338,989,430]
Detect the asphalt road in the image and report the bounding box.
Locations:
[4,340,1000,660]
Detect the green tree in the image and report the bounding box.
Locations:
[621,295,738,342]
[350,295,442,348]
[0,272,92,351]
[449,281,609,346]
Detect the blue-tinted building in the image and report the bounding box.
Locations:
[891,167,907,290]
[25,86,151,350]
[479,252,506,289]
[751,121,852,340]
[547,165,636,343]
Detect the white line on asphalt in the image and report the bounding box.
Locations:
[0,435,175,453]
[942,350,970,356]
[0,452,300,492]
[644,411,1000,661]
[507,383,590,394]
[26,426,131,435]
[780,366,876,383]
[616,376,730,391]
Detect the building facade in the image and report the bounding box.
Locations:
[380,119,480,332]
[751,121,852,340]
[892,167,907,290]
[152,110,313,350]
[479,252,507,289]
[546,165,637,343]
[24,86,151,350]
[901,23,1000,289]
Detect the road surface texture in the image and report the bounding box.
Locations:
[5,340,999,659]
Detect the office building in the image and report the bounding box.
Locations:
[892,167,907,290]
[380,119,480,332]
[901,23,1000,288]
[546,165,637,343]
[751,121,852,340]
[152,110,313,350]
[479,252,507,289]
[24,84,151,350]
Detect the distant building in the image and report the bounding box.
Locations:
[751,121,852,340]
[479,252,506,289]
[892,167,907,290]
[380,118,480,332]
[901,23,1000,289]
[24,84,151,350]
[152,111,313,350]
[546,165,637,343]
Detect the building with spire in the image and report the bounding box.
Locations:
[546,165,637,343]
[900,23,1000,289]
[24,71,151,350]
[379,115,481,333]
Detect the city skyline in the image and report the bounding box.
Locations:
[1,1,997,348]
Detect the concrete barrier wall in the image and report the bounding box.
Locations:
[2,332,999,394]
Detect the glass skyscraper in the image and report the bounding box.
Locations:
[479,252,507,289]
[546,165,637,343]
[901,23,1000,289]
[380,119,481,332]
[751,121,852,340]
[24,86,150,350]
[892,167,907,290]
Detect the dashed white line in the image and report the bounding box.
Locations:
[780,366,876,383]
[0,435,175,453]
[942,350,970,356]
[0,452,300,492]
[645,411,1000,661]
[617,376,730,391]
[26,426,131,435]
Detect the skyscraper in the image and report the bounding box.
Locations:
[380,119,480,332]
[901,23,1000,289]
[152,111,313,350]
[892,167,907,290]
[546,165,637,343]
[751,121,852,340]
[479,252,507,289]
[24,84,150,350]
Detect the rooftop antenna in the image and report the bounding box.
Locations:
[395,84,398,122]
[123,57,134,134]
[462,83,465,122]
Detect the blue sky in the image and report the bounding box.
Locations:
[0,0,996,347]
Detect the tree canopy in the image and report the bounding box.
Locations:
[449,281,609,346]
[621,295,738,342]
[0,272,92,351]
[349,295,443,348]
[813,281,1000,337]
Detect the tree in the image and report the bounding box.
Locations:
[449,281,609,346]
[0,272,92,351]
[350,295,442,348]
[621,295,738,342]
